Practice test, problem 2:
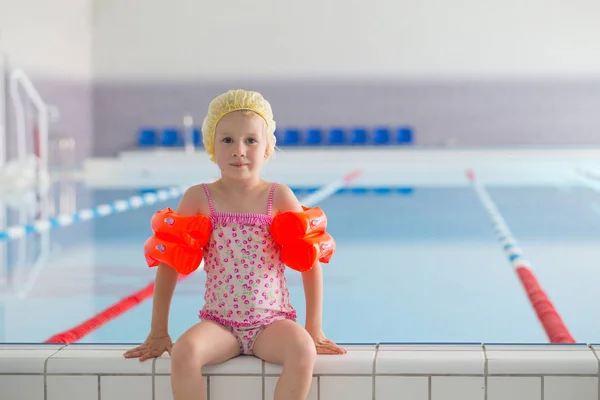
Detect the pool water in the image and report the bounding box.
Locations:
[1,179,599,345]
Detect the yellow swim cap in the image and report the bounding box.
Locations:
[201,89,276,163]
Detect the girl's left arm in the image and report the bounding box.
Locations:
[302,260,323,333]
[273,184,346,355]
[302,260,346,355]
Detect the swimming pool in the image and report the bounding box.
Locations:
[2,156,600,346]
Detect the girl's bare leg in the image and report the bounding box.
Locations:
[252,319,316,400]
[170,320,240,400]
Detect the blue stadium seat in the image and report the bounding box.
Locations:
[350,187,369,194]
[283,128,301,145]
[181,127,202,147]
[193,128,202,146]
[373,127,390,145]
[397,187,414,195]
[137,128,157,147]
[328,128,345,145]
[306,128,322,145]
[161,128,181,146]
[373,187,392,194]
[396,127,413,144]
[350,128,368,145]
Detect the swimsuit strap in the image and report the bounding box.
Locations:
[201,183,216,215]
[267,182,278,217]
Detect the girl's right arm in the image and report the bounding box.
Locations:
[123,184,207,360]
[150,184,206,333]
[148,262,179,337]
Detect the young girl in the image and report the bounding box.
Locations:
[123,89,346,400]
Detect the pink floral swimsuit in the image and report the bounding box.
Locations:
[198,183,297,355]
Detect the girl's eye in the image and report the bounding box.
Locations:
[223,138,232,143]
[247,138,256,144]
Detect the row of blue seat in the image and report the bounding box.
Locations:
[137,127,202,147]
[137,126,414,147]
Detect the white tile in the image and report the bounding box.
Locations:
[155,353,262,375]
[0,344,63,351]
[210,376,262,400]
[379,344,483,352]
[0,347,60,373]
[376,376,428,400]
[485,344,598,375]
[155,375,173,400]
[0,375,44,400]
[589,344,600,354]
[265,377,318,400]
[205,355,263,375]
[47,347,153,374]
[431,377,484,400]
[101,376,152,400]
[342,344,379,351]
[320,376,372,400]
[62,344,133,351]
[544,377,598,400]
[376,344,485,374]
[154,375,208,400]
[264,346,376,375]
[154,353,172,374]
[47,375,98,400]
[487,377,541,400]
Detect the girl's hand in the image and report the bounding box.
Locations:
[308,329,347,355]
[123,333,173,361]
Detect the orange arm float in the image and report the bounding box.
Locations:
[279,231,336,272]
[270,206,336,272]
[143,207,212,275]
[271,206,328,243]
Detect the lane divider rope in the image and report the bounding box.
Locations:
[466,169,575,344]
[0,185,191,242]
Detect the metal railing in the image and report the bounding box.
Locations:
[0,51,7,168]
[0,61,53,299]
[9,68,49,181]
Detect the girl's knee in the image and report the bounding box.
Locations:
[171,339,206,372]
[284,330,317,370]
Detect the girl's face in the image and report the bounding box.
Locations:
[213,110,268,180]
